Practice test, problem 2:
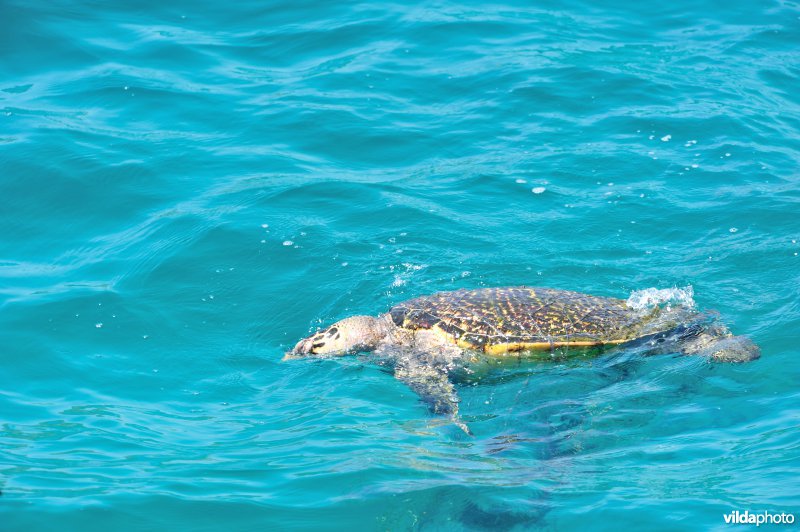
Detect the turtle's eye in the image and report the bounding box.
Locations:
[309,332,327,353]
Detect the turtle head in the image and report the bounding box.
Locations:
[284,315,391,359]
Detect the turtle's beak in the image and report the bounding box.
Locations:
[282,337,313,360]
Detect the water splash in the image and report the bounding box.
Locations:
[626,286,695,311]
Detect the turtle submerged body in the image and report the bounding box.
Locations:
[286,287,759,433]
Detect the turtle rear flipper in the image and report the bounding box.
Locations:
[678,324,760,363]
[394,358,472,436]
[702,335,760,362]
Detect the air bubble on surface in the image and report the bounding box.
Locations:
[729,227,738,233]
[531,187,546,194]
[515,178,527,184]
[626,286,695,310]
[95,323,103,328]
[282,240,293,246]
[661,134,671,142]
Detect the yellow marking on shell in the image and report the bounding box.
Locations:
[457,338,479,349]
[483,339,629,356]
[430,323,479,350]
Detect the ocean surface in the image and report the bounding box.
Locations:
[1,0,799,530]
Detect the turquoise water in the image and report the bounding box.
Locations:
[2,0,799,529]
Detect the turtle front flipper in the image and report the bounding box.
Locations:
[394,358,472,436]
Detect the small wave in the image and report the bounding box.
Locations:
[626,286,695,311]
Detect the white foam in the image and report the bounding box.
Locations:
[626,286,695,311]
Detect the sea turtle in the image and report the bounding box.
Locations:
[285,287,759,433]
